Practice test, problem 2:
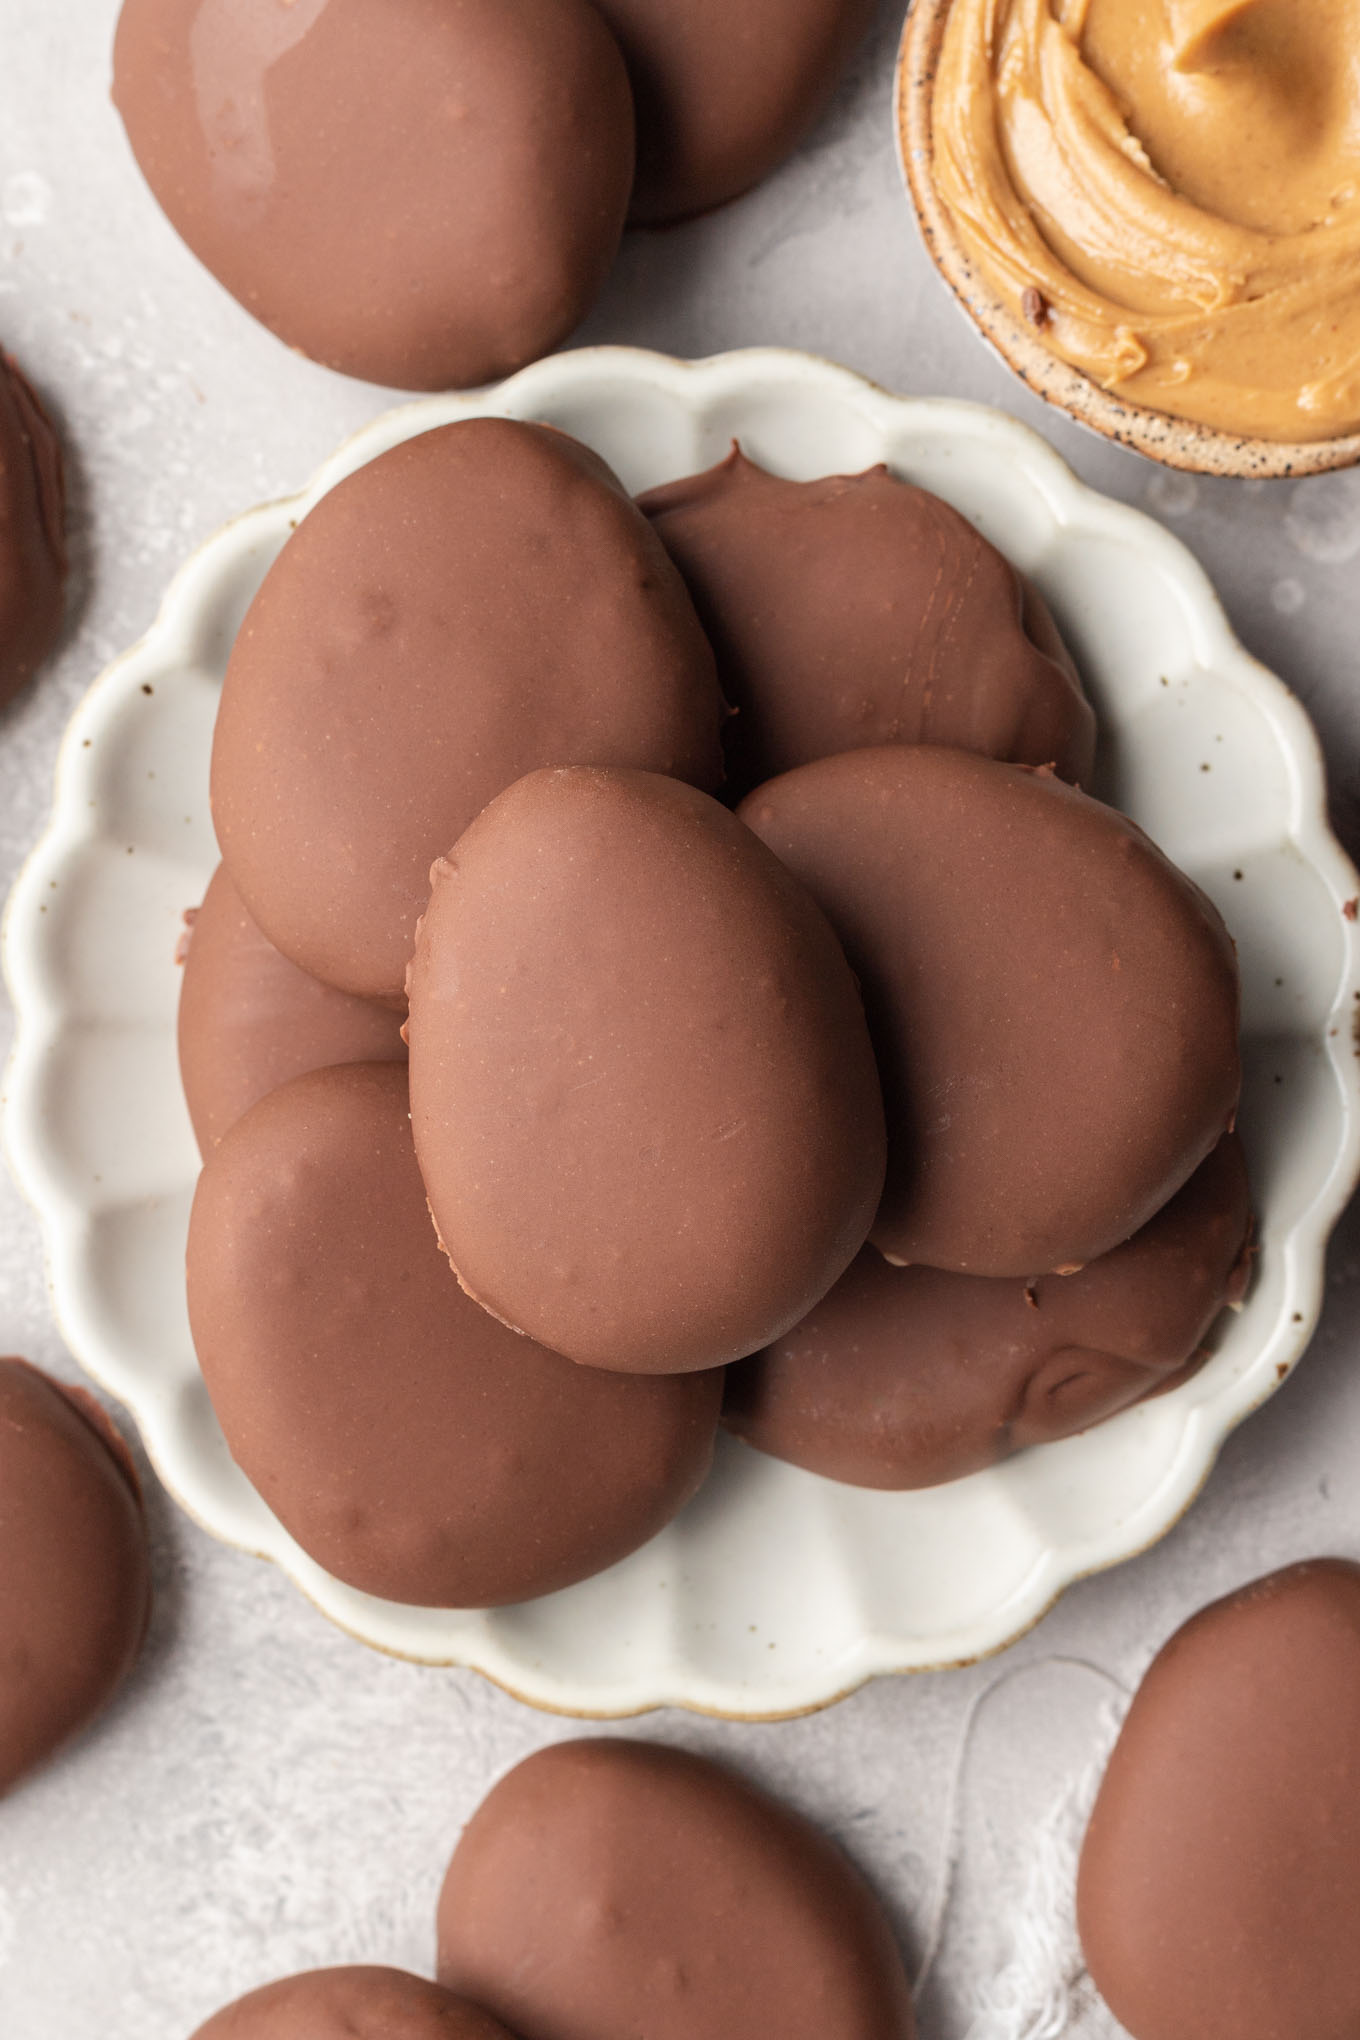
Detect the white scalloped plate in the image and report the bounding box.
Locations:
[6,347,1360,1718]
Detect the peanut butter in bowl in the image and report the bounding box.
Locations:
[900,0,1360,473]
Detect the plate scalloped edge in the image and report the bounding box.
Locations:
[5,344,1360,1720]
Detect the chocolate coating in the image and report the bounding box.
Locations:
[0,1358,151,1794]
[178,863,406,1152]
[0,352,65,710]
[1078,1561,1360,2040]
[212,418,725,1001]
[724,1134,1253,1490]
[741,746,1241,1277]
[111,0,633,391]
[186,1063,722,1605]
[640,449,1095,797]
[407,766,887,1374]
[437,1740,916,2040]
[593,0,877,223]
[191,1966,521,2040]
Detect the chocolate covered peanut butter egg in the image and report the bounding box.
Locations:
[593,0,876,223]
[740,746,1240,1277]
[191,1966,521,2040]
[178,864,407,1153]
[186,1063,721,1605]
[211,418,725,1001]
[1078,1561,1360,2040]
[437,1740,916,2040]
[407,766,887,1374]
[112,0,633,390]
[1,351,65,711]
[0,1358,151,1794]
[641,449,1095,796]
[725,1134,1253,1489]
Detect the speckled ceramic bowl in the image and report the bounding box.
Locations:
[896,0,1360,480]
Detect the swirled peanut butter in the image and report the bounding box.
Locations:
[931,0,1360,440]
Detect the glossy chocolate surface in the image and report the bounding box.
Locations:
[407,766,886,1373]
[177,863,406,1152]
[741,745,1241,1277]
[641,448,1095,796]
[595,0,876,222]
[211,419,725,1001]
[186,1063,722,1605]
[1078,1560,1360,2040]
[0,1357,150,1794]
[0,351,65,710]
[437,1740,916,2040]
[191,1966,521,2040]
[112,0,634,390]
[725,1134,1253,1488]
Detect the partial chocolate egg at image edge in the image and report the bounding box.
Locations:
[1077,1561,1360,2040]
[895,0,1360,478]
[5,348,1359,1715]
[189,1968,523,2040]
[111,0,635,392]
[436,1740,916,2040]
[595,0,879,225]
[0,1357,151,1795]
[0,349,67,710]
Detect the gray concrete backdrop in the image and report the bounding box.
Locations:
[2,4,1358,2035]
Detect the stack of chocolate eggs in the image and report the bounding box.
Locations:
[182,417,1249,1609]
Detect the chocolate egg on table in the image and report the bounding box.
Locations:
[640,448,1095,796]
[740,746,1241,1278]
[591,0,877,223]
[191,1966,521,2040]
[436,1740,916,2040]
[407,765,887,1375]
[1,350,65,712]
[185,1063,721,1606]
[725,1133,1254,1490]
[1077,1560,1360,2040]
[111,0,633,391]
[211,418,725,1002]
[0,1357,151,1794]
[178,864,407,1153]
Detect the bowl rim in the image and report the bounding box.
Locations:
[5,341,1360,1718]
[894,0,1360,481]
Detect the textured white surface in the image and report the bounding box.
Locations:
[2,2,1360,2035]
